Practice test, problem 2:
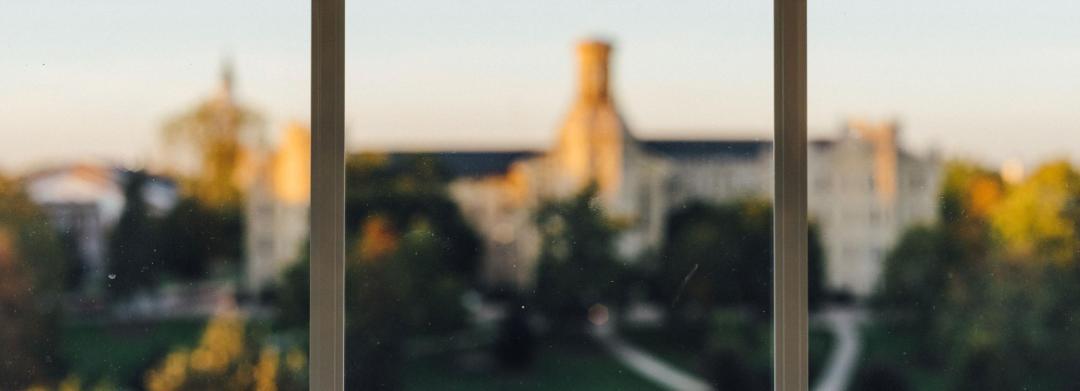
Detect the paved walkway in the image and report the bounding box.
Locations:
[593,307,865,391]
[591,322,713,391]
[812,307,867,391]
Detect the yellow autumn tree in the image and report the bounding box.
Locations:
[990,160,1080,265]
[163,63,263,207]
[144,313,306,391]
[0,176,66,390]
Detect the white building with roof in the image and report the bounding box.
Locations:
[432,40,940,297]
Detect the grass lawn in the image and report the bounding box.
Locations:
[61,318,206,386]
[404,339,663,391]
[808,326,834,384]
[619,327,700,373]
[621,324,835,385]
[858,323,954,390]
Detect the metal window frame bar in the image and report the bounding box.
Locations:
[774,0,809,390]
[310,0,345,389]
[307,1,809,389]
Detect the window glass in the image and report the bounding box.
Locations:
[810,1,1080,389]
[0,2,310,389]
[344,2,784,389]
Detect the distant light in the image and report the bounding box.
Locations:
[588,304,610,326]
[1001,158,1024,184]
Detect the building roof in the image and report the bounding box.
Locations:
[381,151,540,179]
[641,139,771,160]
[433,151,539,177]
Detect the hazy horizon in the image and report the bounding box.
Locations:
[3,1,1079,172]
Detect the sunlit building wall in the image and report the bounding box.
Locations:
[245,124,310,292]
[442,40,941,296]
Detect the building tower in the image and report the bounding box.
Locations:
[549,39,638,207]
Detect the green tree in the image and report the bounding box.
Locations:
[276,154,480,389]
[872,159,1080,388]
[532,184,626,331]
[0,175,66,388]
[655,199,826,331]
[107,171,162,296]
[158,197,244,281]
[344,153,481,278]
[701,310,771,390]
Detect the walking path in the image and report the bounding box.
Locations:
[591,322,713,391]
[812,307,867,391]
[593,307,865,391]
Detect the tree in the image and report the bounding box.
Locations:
[0,175,66,388]
[158,197,244,281]
[532,184,626,331]
[871,159,1080,388]
[107,171,162,296]
[144,312,307,391]
[655,199,826,330]
[162,67,262,207]
[276,154,481,388]
[344,153,481,279]
[990,161,1080,266]
[701,310,770,390]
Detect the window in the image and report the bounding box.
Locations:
[810,1,1080,389]
[3,1,820,390]
[0,2,310,390]
[341,2,780,390]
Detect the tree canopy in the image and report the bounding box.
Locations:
[0,175,67,389]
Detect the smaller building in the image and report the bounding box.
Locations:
[245,123,311,292]
[24,164,178,296]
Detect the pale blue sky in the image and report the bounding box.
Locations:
[2,1,1079,171]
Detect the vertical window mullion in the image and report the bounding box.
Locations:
[310,0,346,389]
[774,0,809,390]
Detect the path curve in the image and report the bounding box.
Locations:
[591,322,713,391]
[812,307,866,391]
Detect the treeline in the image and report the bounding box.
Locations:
[869,160,1080,390]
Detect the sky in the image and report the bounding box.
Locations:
[2,1,1080,171]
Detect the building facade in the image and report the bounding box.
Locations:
[439,40,941,297]
[245,123,311,292]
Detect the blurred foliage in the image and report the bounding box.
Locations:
[143,312,306,391]
[277,154,479,389]
[701,310,771,390]
[653,199,826,341]
[532,184,627,331]
[0,175,67,389]
[849,360,911,391]
[344,153,481,278]
[107,171,163,296]
[874,159,1080,389]
[990,161,1080,265]
[107,171,244,297]
[158,197,244,280]
[162,84,262,208]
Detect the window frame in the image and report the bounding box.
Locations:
[307,0,808,389]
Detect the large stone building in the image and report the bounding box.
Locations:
[436,40,941,297]
[243,39,941,297]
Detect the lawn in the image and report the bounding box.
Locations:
[404,339,663,391]
[61,318,206,386]
[621,324,835,385]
